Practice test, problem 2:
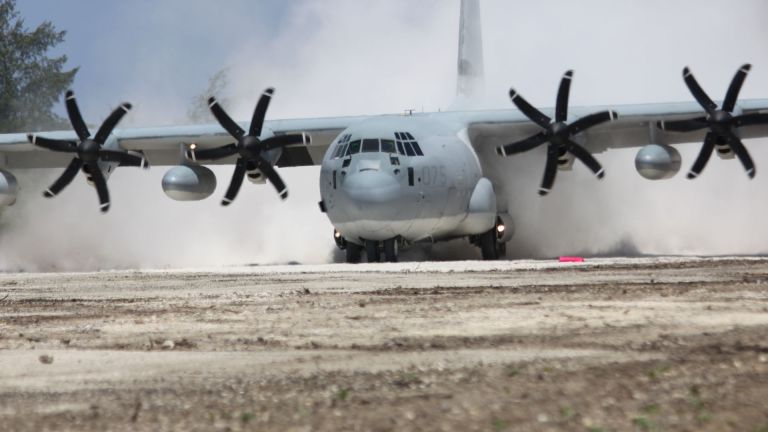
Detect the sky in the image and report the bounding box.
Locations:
[3,0,768,270]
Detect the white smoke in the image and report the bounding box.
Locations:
[2,0,768,270]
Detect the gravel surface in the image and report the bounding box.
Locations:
[1,257,768,431]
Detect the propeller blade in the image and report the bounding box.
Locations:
[657,117,708,133]
[262,133,308,151]
[208,97,245,140]
[194,144,238,160]
[27,134,77,152]
[89,166,111,212]
[724,131,756,178]
[555,70,573,123]
[538,144,560,196]
[687,133,715,179]
[733,112,768,128]
[497,132,548,157]
[509,88,551,128]
[567,110,617,135]
[64,90,91,140]
[566,140,605,178]
[43,158,83,197]
[682,67,718,114]
[722,64,751,113]
[257,159,288,200]
[94,103,132,144]
[99,150,149,168]
[221,158,246,206]
[249,88,274,137]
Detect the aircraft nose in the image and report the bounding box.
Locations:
[342,170,400,206]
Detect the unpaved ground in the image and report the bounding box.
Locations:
[1,258,768,431]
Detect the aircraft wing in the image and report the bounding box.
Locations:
[454,99,768,154]
[0,115,368,169]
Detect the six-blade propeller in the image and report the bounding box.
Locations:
[497,70,618,195]
[27,90,148,212]
[19,67,768,213]
[194,88,309,206]
[657,64,768,179]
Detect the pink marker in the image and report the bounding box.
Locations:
[559,256,584,263]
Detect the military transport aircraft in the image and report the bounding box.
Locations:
[1,0,768,263]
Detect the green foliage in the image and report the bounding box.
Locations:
[239,411,254,424]
[492,418,507,431]
[0,0,77,132]
[631,416,654,431]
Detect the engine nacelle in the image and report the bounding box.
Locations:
[246,169,267,184]
[0,169,18,206]
[162,165,217,201]
[635,144,681,180]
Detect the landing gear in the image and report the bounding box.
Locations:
[366,240,381,263]
[345,242,363,263]
[479,228,498,260]
[383,238,398,263]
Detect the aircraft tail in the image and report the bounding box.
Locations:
[455,0,485,104]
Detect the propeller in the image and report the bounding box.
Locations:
[195,88,309,206]
[27,90,148,213]
[496,70,618,195]
[658,64,768,179]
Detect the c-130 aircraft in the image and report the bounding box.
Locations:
[1,0,768,263]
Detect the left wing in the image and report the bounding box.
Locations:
[0,116,367,169]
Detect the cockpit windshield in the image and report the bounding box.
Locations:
[346,140,361,155]
[337,134,423,157]
[361,139,379,153]
[380,139,395,153]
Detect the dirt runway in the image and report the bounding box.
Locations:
[1,258,768,431]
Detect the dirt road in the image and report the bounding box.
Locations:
[1,258,768,431]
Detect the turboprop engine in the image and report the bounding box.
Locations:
[635,144,681,180]
[162,165,217,201]
[0,169,18,206]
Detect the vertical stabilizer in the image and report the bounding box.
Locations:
[456,0,485,101]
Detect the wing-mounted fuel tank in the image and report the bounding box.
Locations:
[0,169,18,206]
[635,144,681,180]
[162,144,217,201]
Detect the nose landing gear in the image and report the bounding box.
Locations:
[365,238,398,263]
[335,230,399,263]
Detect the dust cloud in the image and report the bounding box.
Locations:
[2,0,768,270]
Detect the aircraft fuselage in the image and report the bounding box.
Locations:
[319,115,497,253]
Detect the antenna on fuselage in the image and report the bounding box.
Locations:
[455,0,485,105]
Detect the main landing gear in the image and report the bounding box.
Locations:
[473,223,507,261]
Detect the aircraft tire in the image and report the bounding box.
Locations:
[346,243,363,263]
[383,238,398,263]
[479,228,499,260]
[366,240,381,263]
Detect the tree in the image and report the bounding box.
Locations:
[0,0,77,133]
[187,68,230,124]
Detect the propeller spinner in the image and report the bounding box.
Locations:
[27,90,148,212]
[497,70,618,195]
[658,64,768,179]
[195,88,308,205]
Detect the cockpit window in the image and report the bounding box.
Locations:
[394,131,422,157]
[346,140,361,155]
[332,134,352,159]
[381,139,395,154]
[362,139,379,153]
[403,142,416,157]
